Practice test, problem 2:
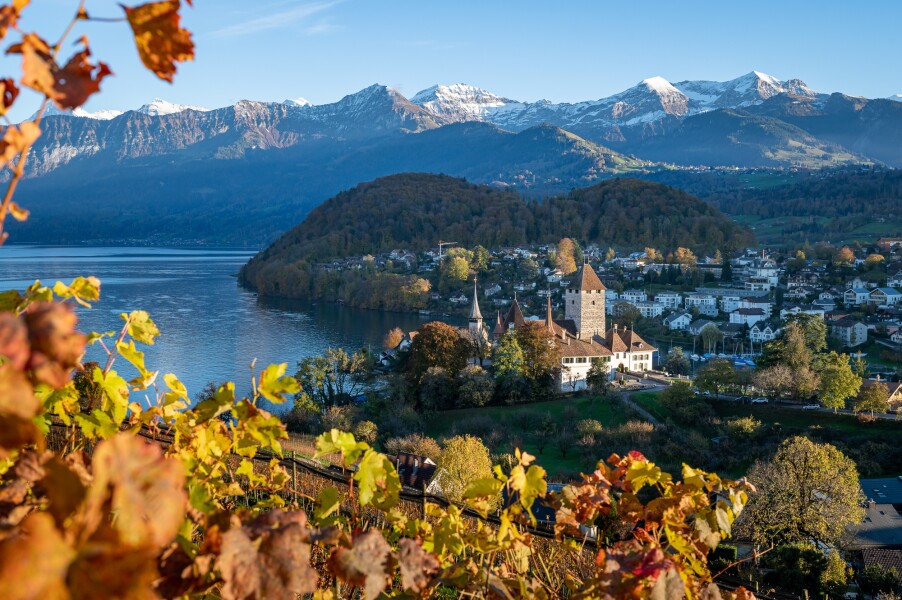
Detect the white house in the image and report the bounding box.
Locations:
[831,319,868,347]
[888,274,902,288]
[664,312,692,331]
[720,294,743,314]
[654,291,682,309]
[635,301,665,319]
[484,283,502,297]
[890,331,902,344]
[749,321,781,343]
[729,308,766,327]
[739,297,773,318]
[684,294,718,317]
[868,288,902,307]
[688,319,716,336]
[622,290,648,303]
[745,277,773,292]
[780,304,826,320]
[844,287,870,306]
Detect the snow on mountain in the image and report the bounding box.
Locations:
[410,83,520,122]
[887,94,902,102]
[283,97,312,107]
[30,104,123,121]
[674,71,816,111]
[136,98,211,116]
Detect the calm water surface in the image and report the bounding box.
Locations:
[0,246,449,404]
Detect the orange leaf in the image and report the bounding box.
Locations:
[0,0,29,42]
[122,1,194,83]
[7,33,111,109]
[8,201,27,221]
[0,120,40,165]
[55,47,113,109]
[0,77,18,115]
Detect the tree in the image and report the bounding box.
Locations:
[665,347,690,376]
[699,324,722,354]
[384,433,443,461]
[556,238,578,275]
[851,352,869,378]
[295,347,370,409]
[471,245,490,272]
[865,253,885,269]
[515,322,560,381]
[491,332,525,379]
[434,435,493,502]
[408,321,471,382]
[694,359,735,398]
[383,327,404,350]
[786,313,828,355]
[738,437,865,547]
[352,420,379,445]
[612,301,641,328]
[457,365,494,408]
[673,247,698,267]
[816,351,861,411]
[605,247,616,262]
[661,382,714,424]
[586,358,611,394]
[443,255,470,281]
[834,246,855,266]
[720,257,733,282]
[855,382,889,415]
[644,247,662,262]
[753,364,793,399]
[418,367,457,412]
[859,564,901,596]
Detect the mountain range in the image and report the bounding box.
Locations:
[8,70,902,245]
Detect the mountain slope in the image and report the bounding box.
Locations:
[238,173,755,297]
[623,108,867,168]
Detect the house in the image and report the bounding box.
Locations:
[394,452,437,490]
[750,321,781,343]
[739,297,773,318]
[484,283,502,297]
[720,294,743,313]
[664,312,692,331]
[635,301,665,319]
[688,319,716,336]
[848,477,902,551]
[684,294,719,317]
[876,237,902,251]
[622,290,648,304]
[868,288,902,307]
[729,307,765,327]
[888,273,902,288]
[831,318,868,347]
[654,291,682,309]
[844,287,870,306]
[744,277,773,292]
[819,290,840,303]
[891,331,902,344]
[780,304,826,320]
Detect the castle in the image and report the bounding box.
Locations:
[468,263,656,390]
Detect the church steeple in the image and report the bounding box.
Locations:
[468,278,483,334]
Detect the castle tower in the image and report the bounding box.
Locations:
[468,278,483,335]
[565,262,606,339]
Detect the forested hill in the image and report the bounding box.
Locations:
[239,173,754,296]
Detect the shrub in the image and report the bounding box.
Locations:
[384,433,443,462]
[457,365,495,408]
[576,419,604,436]
[435,435,493,502]
[353,420,378,445]
[321,406,353,432]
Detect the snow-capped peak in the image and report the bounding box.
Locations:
[136,98,210,116]
[410,83,518,122]
[750,70,781,87]
[640,76,679,94]
[283,97,312,107]
[887,94,902,103]
[29,104,123,121]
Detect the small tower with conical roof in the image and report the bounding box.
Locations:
[468,278,483,336]
[565,261,606,339]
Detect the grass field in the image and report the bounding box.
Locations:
[709,402,902,436]
[423,395,631,477]
[630,391,669,422]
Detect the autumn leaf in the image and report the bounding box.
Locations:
[0,364,39,458]
[0,77,18,115]
[0,311,29,370]
[81,433,186,549]
[54,45,112,109]
[0,512,74,600]
[0,0,30,42]
[24,301,86,388]
[123,0,195,82]
[0,120,40,166]
[397,539,439,594]
[327,531,394,600]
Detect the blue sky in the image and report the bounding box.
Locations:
[4,0,901,119]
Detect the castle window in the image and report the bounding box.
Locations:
[592,300,596,305]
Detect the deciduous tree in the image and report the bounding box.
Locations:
[738,437,865,547]
[556,238,578,275]
[434,435,493,502]
[665,347,690,376]
[408,321,471,381]
[816,351,861,411]
[855,382,889,415]
[515,322,560,381]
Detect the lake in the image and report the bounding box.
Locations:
[0,246,451,405]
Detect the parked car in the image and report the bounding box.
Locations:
[751,397,769,404]
[738,396,751,404]
[802,404,820,410]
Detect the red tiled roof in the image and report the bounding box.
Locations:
[578,264,606,292]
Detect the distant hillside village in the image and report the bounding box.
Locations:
[367,236,902,392]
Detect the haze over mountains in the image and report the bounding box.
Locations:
[10,70,902,245]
